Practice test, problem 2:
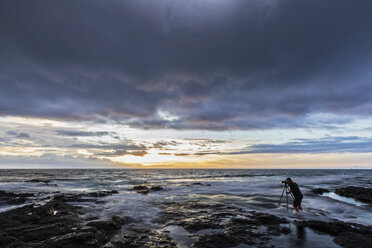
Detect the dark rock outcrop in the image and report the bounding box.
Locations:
[300,220,372,248]
[312,188,330,194]
[335,187,372,203]
[0,190,34,205]
[155,200,290,248]
[190,182,211,187]
[104,224,177,248]
[130,184,164,194]
[0,191,126,248]
[87,215,126,232]
[26,179,51,184]
[193,233,239,248]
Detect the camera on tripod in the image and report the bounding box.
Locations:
[278,179,293,211]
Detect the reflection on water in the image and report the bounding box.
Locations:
[165,225,198,248]
[272,224,341,248]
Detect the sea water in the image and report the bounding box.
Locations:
[0,169,371,227]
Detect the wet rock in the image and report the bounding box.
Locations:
[47,228,101,248]
[312,188,330,194]
[156,200,290,247]
[280,226,291,234]
[334,232,372,248]
[300,220,372,248]
[0,232,34,248]
[5,197,28,205]
[0,200,82,240]
[26,179,51,183]
[154,201,238,232]
[106,224,177,248]
[106,225,151,248]
[146,229,177,248]
[335,186,372,203]
[150,186,164,191]
[131,184,164,194]
[183,221,223,233]
[193,233,239,248]
[0,190,34,198]
[0,190,34,205]
[251,212,288,225]
[85,190,119,197]
[0,192,127,248]
[191,183,211,187]
[47,216,127,248]
[87,215,126,232]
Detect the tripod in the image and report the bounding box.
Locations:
[277,183,294,212]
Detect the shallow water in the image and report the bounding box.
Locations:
[0,169,371,246]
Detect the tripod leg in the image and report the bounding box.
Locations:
[277,187,286,207]
[286,190,289,212]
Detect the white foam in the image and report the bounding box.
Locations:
[322,192,367,207]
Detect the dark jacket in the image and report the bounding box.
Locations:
[288,182,303,199]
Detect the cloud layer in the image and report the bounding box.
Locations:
[1,0,372,130]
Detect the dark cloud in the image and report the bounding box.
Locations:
[56,130,112,137]
[17,132,31,139]
[6,131,31,139]
[95,149,148,157]
[151,140,181,149]
[158,136,372,156]
[64,139,150,157]
[66,142,147,151]
[5,131,17,136]
[1,0,372,129]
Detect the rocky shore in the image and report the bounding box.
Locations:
[0,190,34,205]
[0,190,124,248]
[335,187,372,203]
[299,220,372,248]
[0,186,371,248]
[155,200,291,248]
[311,186,372,204]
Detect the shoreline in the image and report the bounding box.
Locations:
[0,184,371,247]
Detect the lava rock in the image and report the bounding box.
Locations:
[193,233,239,248]
[251,212,288,225]
[312,188,330,194]
[0,192,127,248]
[131,184,164,194]
[156,200,290,247]
[26,179,51,183]
[0,190,34,198]
[85,190,119,197]
[300,220,372,248]
[105,224,177,248]
[87,215,126,232]
[335,187,372,203]
[150,186,164,191]
[334,232,372,248]
[0,190,34,205]
[191,183,211,186]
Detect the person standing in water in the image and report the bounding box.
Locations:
[286,177,303,212]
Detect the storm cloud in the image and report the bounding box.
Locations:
[1,0,372,129]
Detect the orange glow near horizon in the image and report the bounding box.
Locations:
[1,116,372,169]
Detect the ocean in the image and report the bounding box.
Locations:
[0,169,371,247]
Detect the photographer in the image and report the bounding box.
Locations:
[285,177,303,212]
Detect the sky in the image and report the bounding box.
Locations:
[1,0,372,168]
